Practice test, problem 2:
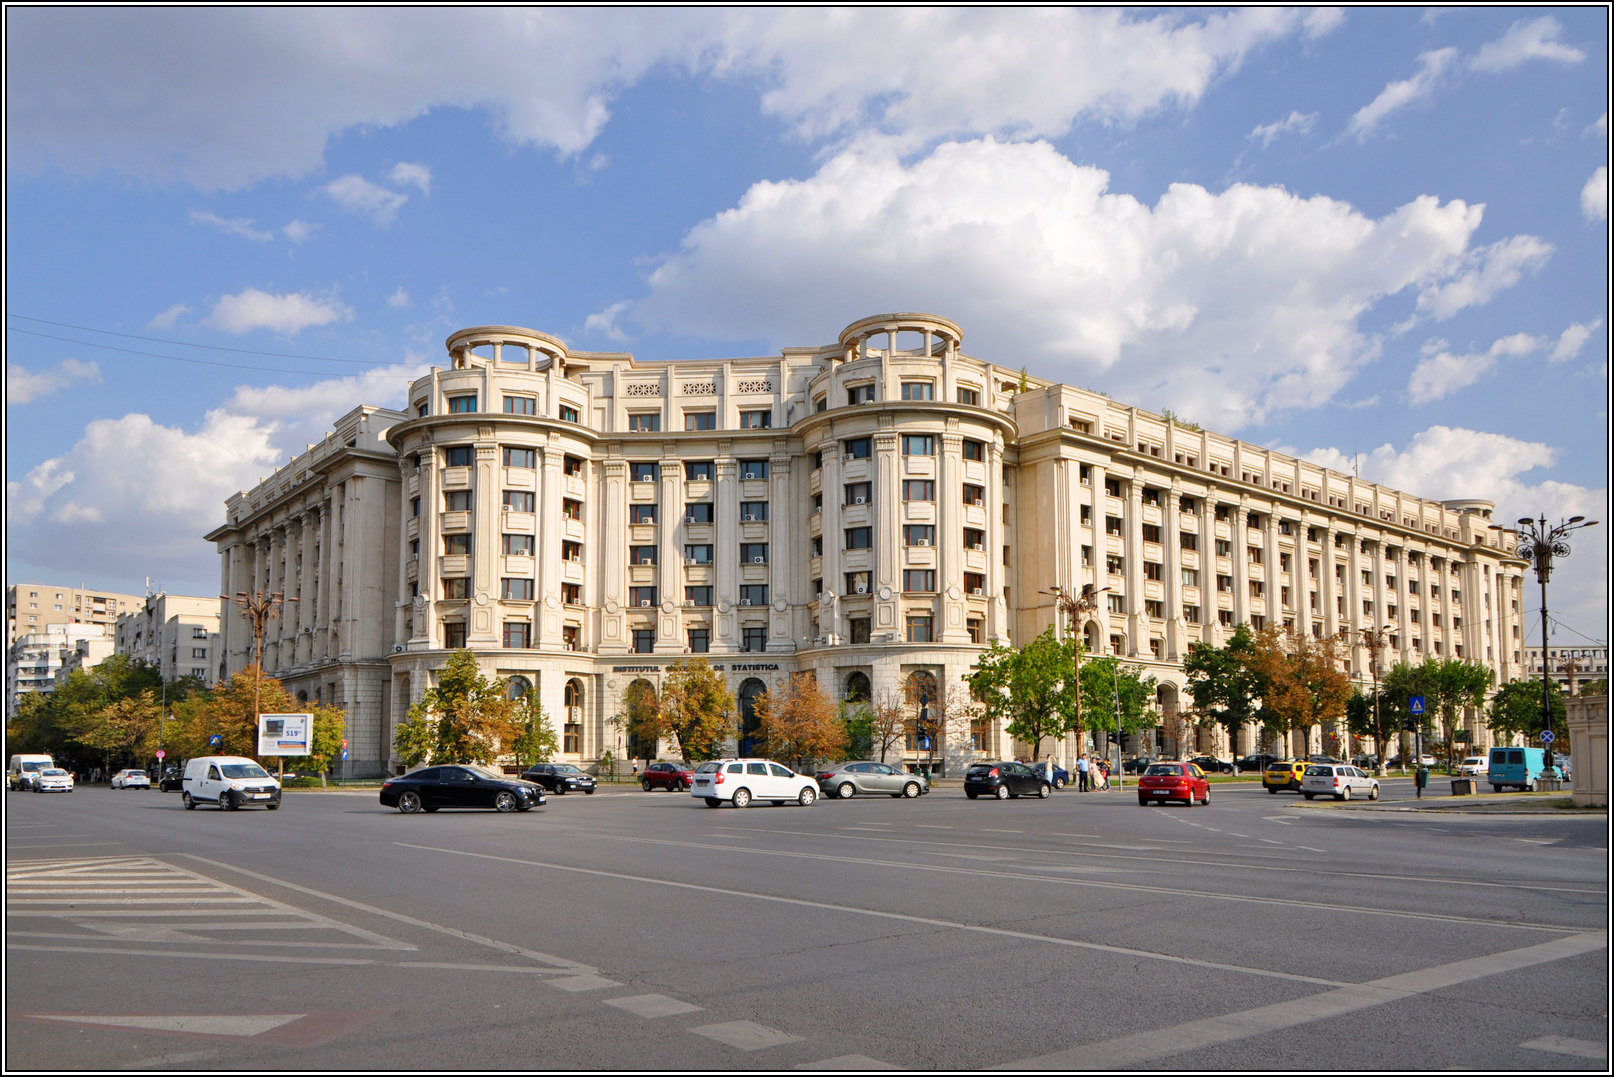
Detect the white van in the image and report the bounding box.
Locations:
[8,754,55,791]
[181,756,282,811]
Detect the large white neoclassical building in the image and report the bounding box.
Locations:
[207,313,1529,777]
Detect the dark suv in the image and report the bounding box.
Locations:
[963,761,1052,800]
[519,762,597,795]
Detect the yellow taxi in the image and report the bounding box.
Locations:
[1263,759,1310,794]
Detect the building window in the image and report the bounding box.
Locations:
[1181,567,1199,587]
[740,585,769,607]
[444,533,471,555]
[903,479,935,502]
[685,586,713,606]
[742,626,768,652]
[739,409,772,429]
[845,483,872,506]
[904,525,936,547]
[963,483,984,506]
[845,527,873,550]
[630,462,658,482]
[1106,554,1125,575]
[684,544,713,565]
[1142,524,1162,543]
[1106,516,1124,536]
[957,387,979,406]
[843,437,872,459]
[628,412,661,432]
[900,381,934,401]
[558,404,580,423]
[1144,562,1163,581]
[502,447,536,469]
[503,622,531,648]
[964,528,985,550]
[502,578,535,601]
[1145,600,1165,619]
[740,543,769,564]
[688,628,710,653]
[564,455,584,477]
[961,439,984,461]
[740,459,769,480]
[846,571,870,595]
[685,501,714,523]
[1184,605,1201,624]
[562,583,582,605]
[633,628,655,654]
[902,435,935,456]
[686,461,714,481]
[562,541,583,562]
[847,384,875,405]
[903,570,936,592]
[444,446,474,468]
[443,578,470,600]
[1108,593,1126,614]
[685,411,717,431]
[503,534,533,556]
[964,572,986,594]
[443,621,467,648]
[503,490,535,512]
[630,504,657,525]
[447,394,477,414]
[906,616,933,642]
[444,490,473,511]
[740,502,769,522]
[504,396,536,415]
[630,546,657,566]
[630,586,658,608]
[848,619,871,644]
[563,498,582,520]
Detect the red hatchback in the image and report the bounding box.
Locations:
[1137,761,1210,807]
[641,761,694,792]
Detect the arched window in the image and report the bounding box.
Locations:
[624,678,658,761]
[737,678,767,757]
[564,678,585,755]
[506,675,532,700]
[905,670,939,752]
[844,671,871,702]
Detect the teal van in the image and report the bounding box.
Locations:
[1487,746,1550,792]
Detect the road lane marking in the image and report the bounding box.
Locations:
[1520,1035,1607,1060]
[605,994,704,1018]
[796,1055,900,1069]
[996,931,1607,1070]
[691,1020,803,1050]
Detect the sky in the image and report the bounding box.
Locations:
[5,7,1609,650]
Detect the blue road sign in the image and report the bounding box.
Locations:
[341,748,349,760]
[1409,695,1425,715]
[209,734,222,746]
[1540,730,1555,744]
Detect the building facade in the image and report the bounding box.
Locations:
[209,314,1529,777]
[113,592,224,685]
[6,623,110,718]
[7,583,144,646]
[1522,644,1609,695]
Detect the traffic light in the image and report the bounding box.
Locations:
[1400,717,1416,732]
[1118,731,1131,752]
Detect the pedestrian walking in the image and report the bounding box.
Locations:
[1096,757,1111,791]
[1077,754,1090,792]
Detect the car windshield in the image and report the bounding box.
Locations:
[42,769,68,776]
[466,764,506,780]
[220,763,270,779]
[1144,764,1183,776]
[554,764,583,774]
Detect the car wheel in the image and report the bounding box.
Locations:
[704,797,721,807]
[494,791,519,813]
[1138,798,1149,806]
[555,785,566,795]
[732,788,752,809]
[675,780,686,792]
[399,791,423,814]
[1267,786,1277,794]
[1202,788,1210,805]
[1054,777,1066,789]
[994,785,1010,800]
[642,779,654,792]
[1492,784,1502,793]
[182,792,195,810]
[1303,792,1315,800]
[838,782,856,800]
[584,788,594,795]
[798,787,817,806]
[903,781,921,799]
[265,802,279,811]
[966,791,978,799]
[1038,783,1051,799]
[1341,787,1352,801]
[219,792,233,811]
[1368,785,1380,801]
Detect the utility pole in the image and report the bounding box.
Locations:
[1359,623,1393,774]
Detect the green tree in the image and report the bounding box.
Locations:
[755,673,847,770]
[391,650,520,767]
[1078,656,1158,750]
[968,628,1077,759]
[508,691,560,767]
[839,701,874,759]
[1487,679,1568,744]
[619,679,660,760]
[281,705,347,782]
[1246,627,1351,757]
[74,690,165,772]
[653,659,736,762]
[169,666,296,760]
[1345,687,1396,764]
[1183,624,1263,751]
[1579,678,1606,697]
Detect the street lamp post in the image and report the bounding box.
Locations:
[1359,624,1394,775]
[1492,514,1597,776]
[1044,583,1107,766]
[226,589,295,750]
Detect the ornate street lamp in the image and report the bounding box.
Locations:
[1491,514,1597,775]
[1358,623,1394,774]
[225,589,296,743]
[1044,583,1108,765]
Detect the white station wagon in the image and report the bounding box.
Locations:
[1301,763,1380,801]
[690,758,818,809]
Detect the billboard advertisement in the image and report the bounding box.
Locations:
[257,713,311,756]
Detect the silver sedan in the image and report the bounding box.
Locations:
[814,761,929,800]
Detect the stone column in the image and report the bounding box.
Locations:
[1230,507,1250,627]
[713,456,739,651]
[874,431,900,637]
[601,459,629,651]
[1089,461,1110,650]
[538,444,565,648]
[821,442,843,639]
[468,443,500,645]
[767,452,794,650]
[1125,479,1144,656]
[986,436,1008,644]
[939,433,967,643]
[1163,483,1184,659]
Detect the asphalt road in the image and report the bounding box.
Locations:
[5,779,1607,1071]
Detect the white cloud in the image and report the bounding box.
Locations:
[1587,113,1608,138]
[1581,166,1607,221]
[283,219,318,244]
[389,161,431,194]
[1469,16,1585,72]
[208,288,352,335]
[387,286,412,309]
[1406,332,1544,405]
[612,137,1496,433]
[1551,320,1602,362]
[5,9,1332,189]
[1248,110,1317,148]
[323,174,408,226]
[146,303,190,330]
[223,362,428,448]
[6,358,102,404]
[1414,234,1552,320]
[189,208,274,242]
[1347,47,1458,139]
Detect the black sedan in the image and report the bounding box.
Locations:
[380,764,546,813]
[963,761,1052,800]
[1188,755,1236,774]
[520,762,597,794]
[1236,753,1280,774]
[1121,755,1155,775]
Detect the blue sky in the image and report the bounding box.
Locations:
[5,8,1608,647]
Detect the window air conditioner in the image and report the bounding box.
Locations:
[855,584,868,594]
[684,515,697,524]
[917,538,931,546]
[854,496,866,504]
[844,452,856,461]
[639,600,652,607]
[752,556,766,564]
[971,588,984,596]
[740,599,753,606]
[744,514,758,522]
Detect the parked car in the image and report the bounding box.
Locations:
[8,754,55,791]
[1301,763,1380,801]
[381,765,546,813]
[1137,761,1210,806]
[1387,753,1436,768]
[111,768,151,790]
[963,761,1052,800]
[520,762,597,795]
[1351,754,1380,770]
[816,761,928,799]
[1236,753,1280,774]
[1120,755,1154,775]
[1456,755,1488,778]
[34,768,75,793]
[1487,747,1551,792]
[641,761,694,792]
[181,756,282,811]
[1263,759,1310,794]
[691,759,818,808]
[159,766,184,792]
[1188,755,1235,774]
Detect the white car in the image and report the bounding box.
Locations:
[34,768,75,793]
[690,758,818,808]
[111,768,151,789]
[1457,755,1488,778]
[1301,763,1380,801]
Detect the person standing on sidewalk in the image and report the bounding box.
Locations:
[1077,754,1090,792]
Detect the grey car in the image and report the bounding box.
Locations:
[815,761,929,799]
